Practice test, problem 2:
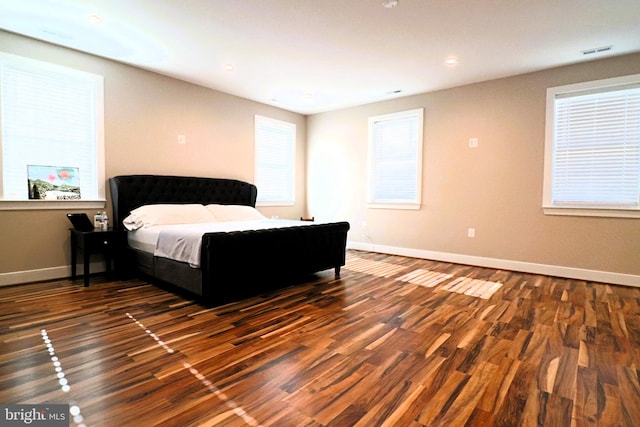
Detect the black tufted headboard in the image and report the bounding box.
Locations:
[109,175,258,230]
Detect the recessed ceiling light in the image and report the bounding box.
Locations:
[224,64,234,71]
[303,92,314,99]
[88,14,102,24]
[445,56,458,66]
[382,0,398,8]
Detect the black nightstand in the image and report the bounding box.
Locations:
[70,228,127,286]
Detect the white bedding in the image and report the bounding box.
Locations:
[129,219,315,268]
[128,227,161,253]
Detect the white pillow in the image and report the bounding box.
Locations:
[205,204,266,222]
[123,204,216,230]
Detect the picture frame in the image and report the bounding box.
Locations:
[27,165,81,200]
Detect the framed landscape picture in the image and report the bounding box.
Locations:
[27,165,81,200]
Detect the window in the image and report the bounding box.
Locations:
[543,74,640,218]
[0,52,104,210]
[368,108,424,209]
[254,115,295,205]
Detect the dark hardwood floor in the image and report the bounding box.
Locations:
[1,250,640,426]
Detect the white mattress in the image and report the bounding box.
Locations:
[128,219,314,267]
[128,227,161,254]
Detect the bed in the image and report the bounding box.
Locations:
[109,174,350,304]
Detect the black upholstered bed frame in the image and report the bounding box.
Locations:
[109,175,350,304]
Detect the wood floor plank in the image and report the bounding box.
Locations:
[433,360,497,426]
[617,365,640,426]
[415,369,470,425]
[573,366,598,426]
[1,249,640,426]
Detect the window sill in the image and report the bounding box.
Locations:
[368,203,421,210]
[543,206,640,219]
[0,200,106,211]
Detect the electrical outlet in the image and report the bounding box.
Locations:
[467,228,476,238]
[469,138,478,148]
[177,134,186,144]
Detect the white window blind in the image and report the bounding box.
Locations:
[544,75,640,217]
[0,52,104,205]
[368,108,423,209]
[254,115,295,205]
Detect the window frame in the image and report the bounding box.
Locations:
[0,52,105,211]
[254,115,296,206]
[543,74,640,218]
[368,108,424,210]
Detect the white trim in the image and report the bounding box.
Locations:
[254,115,296,205]
[347,241,640,287]
[0,200,105,211]
[0,52,106,205]
[543,74,640,217]
[548,73,640,98]
[367,108,424,209]
[367,203,421,210]
[5,244,638,289]
[0,261,106,287]
[542,206,640,218]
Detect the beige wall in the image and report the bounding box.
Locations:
[307,53,640,281]
[0,31,306,280]
[2,30,639,286]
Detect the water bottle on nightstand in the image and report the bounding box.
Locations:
[101,211,109,230]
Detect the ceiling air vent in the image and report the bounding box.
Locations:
[581,45,613,55]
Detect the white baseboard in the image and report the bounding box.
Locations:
[0,262,106,287]
[3,245,638,288]
[347,241,640,287]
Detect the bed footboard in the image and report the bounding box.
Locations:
[199,221,350,302]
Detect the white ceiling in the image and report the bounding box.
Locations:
[2,0,640,115]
